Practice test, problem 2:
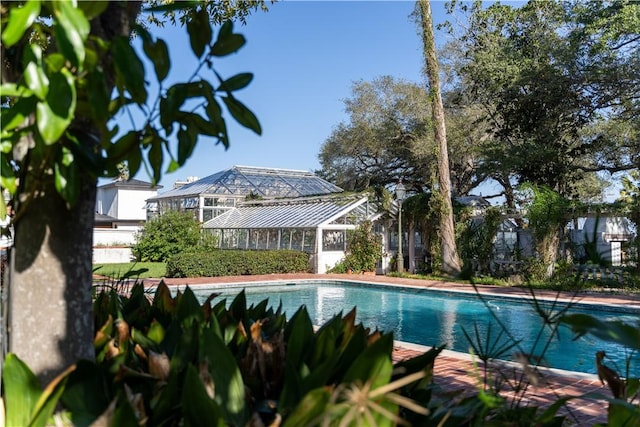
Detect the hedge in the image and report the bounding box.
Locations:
[165,249,311,277]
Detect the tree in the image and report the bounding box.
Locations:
[417,0,461,276]
[318,76,433,192]
[1,1,266,382]
[318,76,485,197]
[449,0,640,199]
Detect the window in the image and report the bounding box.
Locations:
[323,230,346,251]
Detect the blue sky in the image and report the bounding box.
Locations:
[128,1,463,191]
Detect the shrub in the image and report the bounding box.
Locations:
[132,211,203,262]
[166,249,310,277]
[343,221,382,273]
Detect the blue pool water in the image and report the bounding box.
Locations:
[190,280,640,377]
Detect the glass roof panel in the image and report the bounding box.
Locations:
[149,165,342,201]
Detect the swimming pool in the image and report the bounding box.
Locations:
[189,280,640,377]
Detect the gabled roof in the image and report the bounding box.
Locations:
[148,165,342,201]
[203,195,377,229]
[98,178,162,190]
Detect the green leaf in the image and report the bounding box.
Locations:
[1,0,41,47]
[148,141,163,184]
[61,360,113,426]
[77,1,108,20]
[127,145,143,179]
[187,8,212,58]
[200,327,247,425]
[23,45,48,100]
[1,155,17,194]
[37,68,76,144]
[561,314,640,351]
[29,365,74,427]
[219,73,253,92]
[3,353,41,427]
[54,147,79,205]
[282,387,331,427]
[222,96,262,135]
[344,333,394,387]
[182,364,224,426]
[0,83,33,98]
[107,131,140,162]
[1,97,36,132]
[113,37,147,104]
[143,37,171,82]
[177,127,198,165]
[211,21,245,56]
[53,1,90,68]
[284,305,314,367]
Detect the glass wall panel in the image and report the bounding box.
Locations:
[291,229,304,251]
[303,229,316,252]
[281,230,292,250]
[323,230,346,251]
[267,229,279,250]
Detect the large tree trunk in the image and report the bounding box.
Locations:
[4,1,142,385]
[418,0,462,276]
[9,159,97,384]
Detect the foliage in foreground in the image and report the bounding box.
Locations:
[3,282,443,426]
[166,249,310,277]
[3,279,640,425]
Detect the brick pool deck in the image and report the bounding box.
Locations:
[142,273,640,425]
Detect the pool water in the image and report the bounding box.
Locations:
[190,281,640,377]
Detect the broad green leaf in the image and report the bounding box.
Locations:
[148,141,163,184]
[3,353,41,427]
[344,332,394,388]
[182,364,224,426]
[1,0,41,47]
[54,147,79,205]
[284,305,314,367]
[282,387,331,427]
[219,73,253,92]
[36,68,76,144]
[211,21,244,57]
[561,314,640,351]
[222,96,262,135]
[176,287,205,324]
[113,37,147,104]
[53,1,90,68]
[228,289,247,321]
[143,37,170,82]
[107,131,140,162]
[126,145,143,179]
[23,62,48,100]
[211,33,246,57]
[187,8,212,58]
[77,1,108,20]
[1,97,36,132]
[177,127,197,165]
[178,111,220,137]
[61,360,113,426]
[0,83,33,98]
[30,364,75,427]
[147,319,166,344]
[44,53,67,73]
[200,327,247,425]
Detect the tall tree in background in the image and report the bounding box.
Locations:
[417,0,461,276]
[451,0,639,199]
[318,76,486,197]
[1,1,265,382]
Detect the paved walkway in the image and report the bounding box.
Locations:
[141,273,640,425]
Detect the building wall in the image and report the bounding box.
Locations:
[96,187,117,217]
[117,188,156,220]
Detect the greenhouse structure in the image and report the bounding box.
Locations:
[202,193,385,274]
[146,165,390,273]
[146,165,343,222]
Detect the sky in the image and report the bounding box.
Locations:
[123,1,472,193]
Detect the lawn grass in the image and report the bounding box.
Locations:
[93,262,166,279]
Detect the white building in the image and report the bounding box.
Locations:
[93,179,162,262]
